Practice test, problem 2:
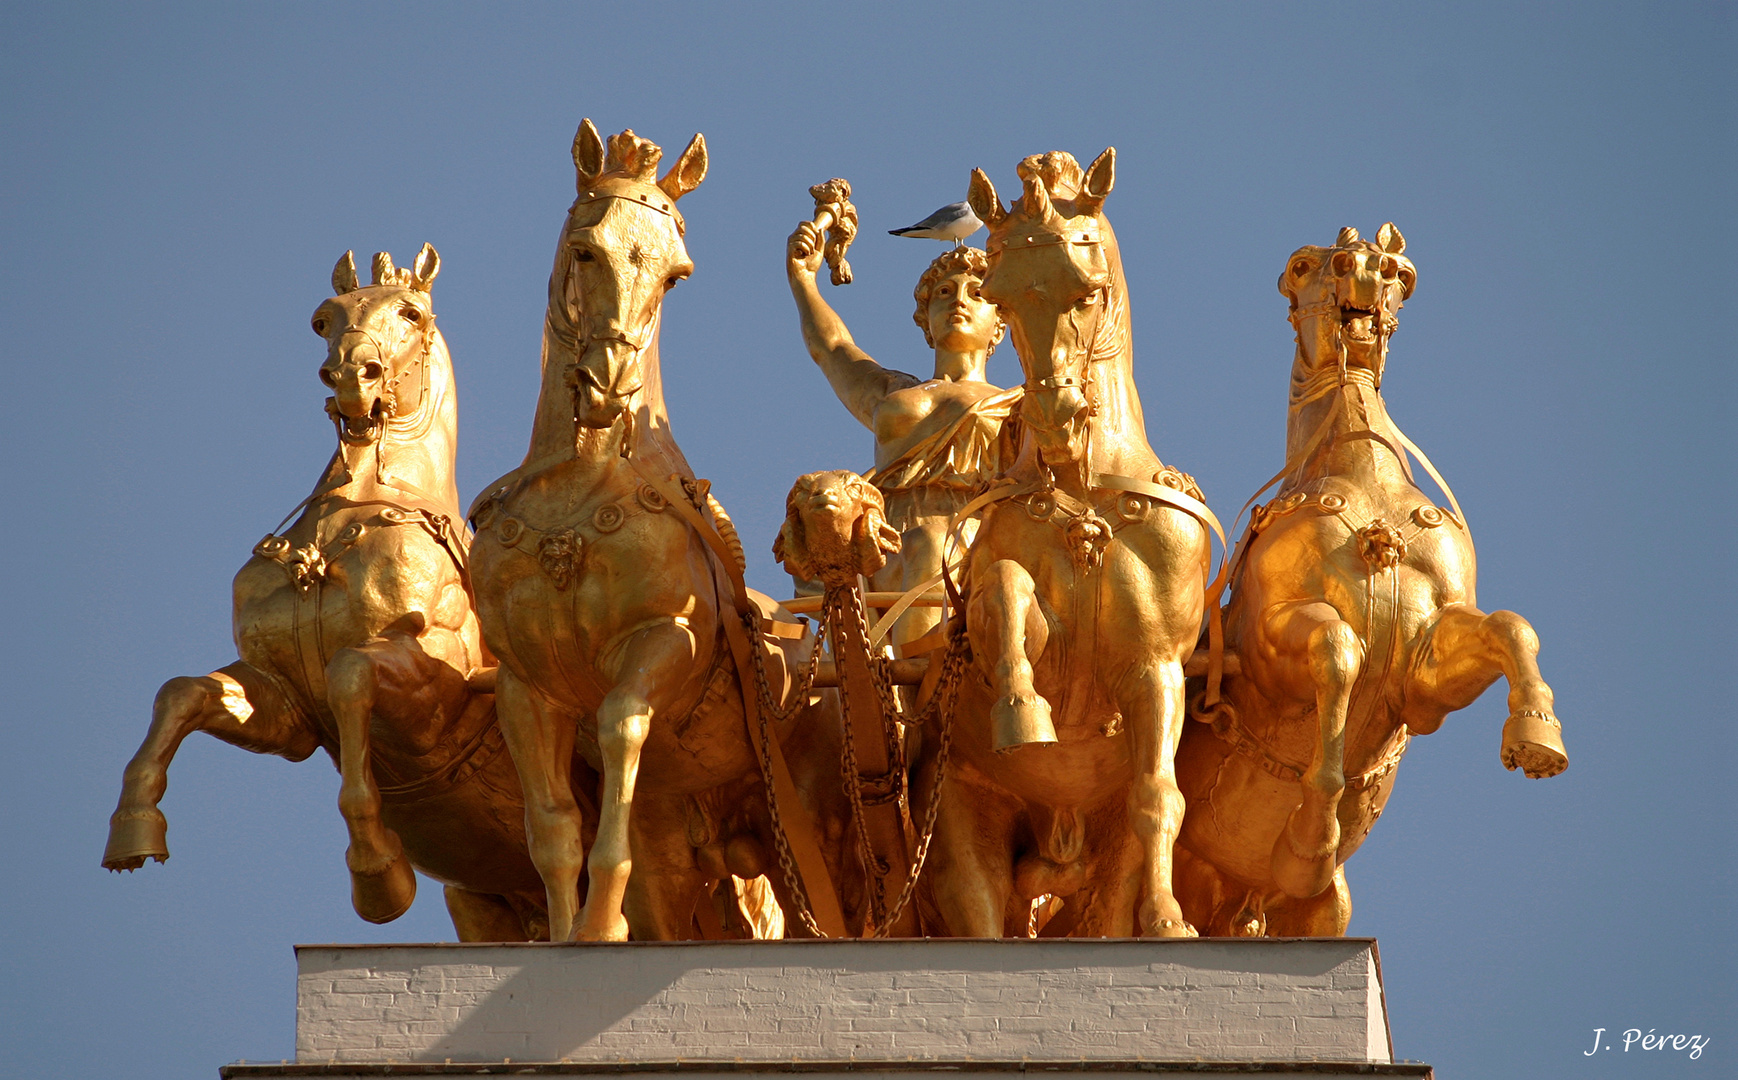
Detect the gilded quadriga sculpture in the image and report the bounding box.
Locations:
[104,123,1567,943]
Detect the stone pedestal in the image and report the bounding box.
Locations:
[220,939,1432,1079]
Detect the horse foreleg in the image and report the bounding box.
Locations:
[1409,605,1567,778]
[579,621,695,942]
[105,662,318,871]
[1124,659,1196,937]
[495,667,585,941]
[327,632,458,923]
[969,559,1055,752]
[1265,602,1363,899]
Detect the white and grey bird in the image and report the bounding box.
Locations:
[887,201,983,245]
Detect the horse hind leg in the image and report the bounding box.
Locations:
[969,559,1056,752]
[1264,865,1352,937]
[104,662,318,871]
[443,886,535,942]
[1409,605,1567,778]
[1265,602,1363,900]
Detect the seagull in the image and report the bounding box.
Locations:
[888,201,983,246]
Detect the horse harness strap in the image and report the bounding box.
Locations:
[1209,711,1410,792]
[631,466,848,938]
[374,699,509,804]
[254,490,471,592]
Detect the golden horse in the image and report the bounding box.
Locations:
[1174,225,1569,936]
[468,122,855,942]
[913,150,1215,937]
[103,247,552,941]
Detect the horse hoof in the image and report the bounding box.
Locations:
[1144,916,1198,939]
[103,809,169,871]
[991,695,1058,753]
[577,911,631,942]
[348,844,417,923]
[1501,711,1567,778]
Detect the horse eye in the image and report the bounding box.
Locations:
[399,306,421,324]
[575,249,595,263]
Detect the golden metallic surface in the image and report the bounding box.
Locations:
[104,247,552,941]
[1172,225,1568,937]
[101,123,1567,945]
[787,212,1018,655]
[908,150,1214,937]
[466,122,861,942]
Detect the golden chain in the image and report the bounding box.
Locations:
[743,587,971,939]
[873,624,969,937]
[743,601,831,937]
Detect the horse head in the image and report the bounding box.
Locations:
[1280,224,1416,396]
[554,119,707,430]
[314,245,441,445]
[969,149,1117,475]
[773,471,901,591]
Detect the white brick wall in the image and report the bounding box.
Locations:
[293,939,1391,1066]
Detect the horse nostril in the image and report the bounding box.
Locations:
[319,368,338,388]
[361,361,383,380]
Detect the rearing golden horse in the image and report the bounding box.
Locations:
[915,150,1215,937]
[468,122,853,942]
[1174,225,1568,936]
[103,247,550,940]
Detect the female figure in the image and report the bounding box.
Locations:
[787,224,1019,650]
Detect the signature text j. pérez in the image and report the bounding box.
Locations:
[1585,1028,1709,1059]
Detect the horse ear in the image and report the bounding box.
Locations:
[1335,226,1360,247]
[371,252,396,286]
[968,169,1006,227]
[573,118,605,189]
[1077,147,1116,214]
[332,251,359,294]
[411,243,440,292]
[657,133,708,203]
[1377,222,1406,254]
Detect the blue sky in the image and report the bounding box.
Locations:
[0,4,1731,1078]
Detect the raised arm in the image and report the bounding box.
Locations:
[788,221,919,428]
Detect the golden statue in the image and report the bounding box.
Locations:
[786,213,1019,653]
[466,122,864,942]
[1173,225,1569,936]
[103,247,553,941]
[907,149,1221,937]
[97,120,1572,947]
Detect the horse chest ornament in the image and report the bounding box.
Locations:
[471,478,674,590]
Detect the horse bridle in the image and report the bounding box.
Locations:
[545,195,674,407]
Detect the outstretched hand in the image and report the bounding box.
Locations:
[787,221,826,279]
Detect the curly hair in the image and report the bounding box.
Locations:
[912,247,1003,348]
